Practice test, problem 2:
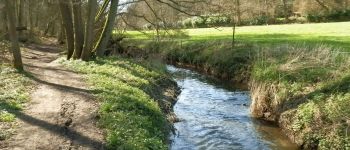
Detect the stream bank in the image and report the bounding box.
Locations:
[123,39,350,149]
[62,57,180,149]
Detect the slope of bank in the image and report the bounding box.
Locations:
[250,45,350,149]
[123,36,350,149]
[61,57,179,149]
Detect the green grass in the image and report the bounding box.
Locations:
[0,64,31,140]
[61,57,174,150]
[126,22,350,50]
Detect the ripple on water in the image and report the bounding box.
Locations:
[168,65,298,150]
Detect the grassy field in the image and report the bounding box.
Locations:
[126,22,350,50]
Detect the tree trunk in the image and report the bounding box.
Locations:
[235,0,242,26]
[5,0,23,70]
[72,0,84,59]
[57,22,65,44]
[81,0,97,61]
[58,0,75,60]
[17,0,25,38]
[1,4,8,40]
[232,21,236,49]
[95,0,119,57]
[95,0,110,23]
[282,0,289,21]
[27,0,34,40]
[264,0,269,24]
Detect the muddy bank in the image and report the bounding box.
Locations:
[147,74,181,124]
[167,61,249,90]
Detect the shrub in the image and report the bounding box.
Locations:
[182,18,193,28]
[296,17,308,24]
[192,17,206,28]
[275,18,287,24]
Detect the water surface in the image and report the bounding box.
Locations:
[167,65,297,150]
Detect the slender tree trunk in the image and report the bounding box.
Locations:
[57,22,65,44]
[5,0,23,70]
[95,0,110,23]
[81,0,97,61]
[1,4,8,40]
[264,0,269,24]
[95,0,119,57]
[58,0,75,60]
[282,0,289,21]
[72,0,84,59]
[44,21,53,36]
[232,22,236,49]
[235,0,241,26]
[27,0,34,40]
[17,0,25,38]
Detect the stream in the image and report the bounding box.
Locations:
[167,65,298,150]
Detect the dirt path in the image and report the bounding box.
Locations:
[4,43,105,150]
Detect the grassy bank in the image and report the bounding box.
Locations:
[61,57,178,149]
[0,44,32,141]
[122,22,350,149]
[250,45,350,149]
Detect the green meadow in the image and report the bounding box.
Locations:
[126,22,350,50]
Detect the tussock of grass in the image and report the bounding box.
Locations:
[61,57,174,150]
[0,64,31,140]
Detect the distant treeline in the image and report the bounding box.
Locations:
[141,10,350,30]
[120,0,350,30]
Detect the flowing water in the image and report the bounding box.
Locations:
[167,65,298,150]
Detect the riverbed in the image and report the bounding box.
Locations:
[167,65,297,150]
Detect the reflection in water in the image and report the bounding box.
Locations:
[167,65,298,150]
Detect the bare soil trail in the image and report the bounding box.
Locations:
[4,42,105,150]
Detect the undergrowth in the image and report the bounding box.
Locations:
[61,57,173,150]
[0,64,31,140]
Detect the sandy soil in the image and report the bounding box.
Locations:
[3,43,105,150]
